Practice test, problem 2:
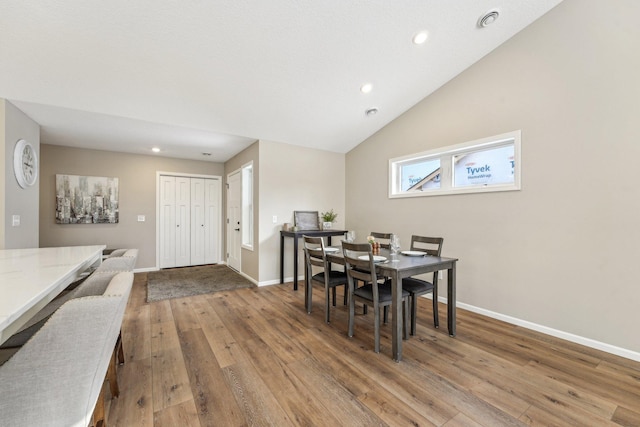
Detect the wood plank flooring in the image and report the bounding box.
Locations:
[106,273,640,426]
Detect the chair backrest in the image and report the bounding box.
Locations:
[342,241,379,292]
[410,236,443,283]
[303,235,327,273]
[96,250,138,272]
[370,231,392,249]
[409,236,443,257]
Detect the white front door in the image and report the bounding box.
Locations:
[227,171,241,271]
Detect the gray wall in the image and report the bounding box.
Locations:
[259,140,345,284]
[224,139,346,285]
[39,144,224,269]
[224,141,260,280]
[346,0,640,355]
[2,100,40,249]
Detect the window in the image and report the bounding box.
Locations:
[241,162,253,249]
[389,130,521,198]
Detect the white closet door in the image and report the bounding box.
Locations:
[159,176,176,268]
[204,178,220,264]
[175,176,191,267]
[190,178,206,265]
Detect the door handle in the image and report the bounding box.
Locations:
[234,228,240,231]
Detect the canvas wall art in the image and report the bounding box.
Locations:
[56,174,119,224]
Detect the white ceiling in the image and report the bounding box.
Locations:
[1,1,562,163]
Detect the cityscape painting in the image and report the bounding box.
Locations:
[56,174,119,224]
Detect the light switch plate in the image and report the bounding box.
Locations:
[137,215,145,222]
[12,215,20,226]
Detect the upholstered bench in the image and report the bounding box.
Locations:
[0,272,133,427]
[1,249,138,352]
[95,249,138,273]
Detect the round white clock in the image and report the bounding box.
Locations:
[13,139,38,188]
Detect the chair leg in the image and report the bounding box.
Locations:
[373,306,380,353]
[92,383,106,427]
[383,305,388,324]
[343,286,348,305]
[403,298,410,340]
[332,287,337,306]
[410,294,418,336]
[325,285,331,324]
[348,287,355,338]
[432,287,439,328]
[108,349,120,398]
[116,330,125,365]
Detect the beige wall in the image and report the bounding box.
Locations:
[224,141,260,280]
[40,144,224,269]
[0,100,5,248]
[2,100,40,249]
[259,140,345,284]
[346,0,640,355]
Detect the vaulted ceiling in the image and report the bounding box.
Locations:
[1,1,562,162]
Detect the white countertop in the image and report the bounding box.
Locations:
[0,245,105,344]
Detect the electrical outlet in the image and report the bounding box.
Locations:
[12,215,20,226]
[273,215,278,224]
[438,271,443,280]
[137,215,146,222]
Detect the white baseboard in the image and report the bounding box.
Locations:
[258,275,302,287]
[237,270,259,286]
[134,267,157,273]
[421,295,640,362]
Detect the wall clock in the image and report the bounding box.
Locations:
[13,139,38,188]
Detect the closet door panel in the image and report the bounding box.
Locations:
[159,176,176,268]
[190,178,206,265]
[174,176,191,267]
[204,178,220,264]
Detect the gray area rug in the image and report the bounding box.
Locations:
[147,264,253,302]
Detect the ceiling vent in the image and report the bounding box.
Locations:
[478,10,500,28]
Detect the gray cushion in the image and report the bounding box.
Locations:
[0,272,133,426]
[95,253,137,272]
[402,277,434,295]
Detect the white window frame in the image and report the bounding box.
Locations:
[241,162,254,250]
[389,130,521,198]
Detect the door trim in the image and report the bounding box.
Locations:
[155,171,222,269]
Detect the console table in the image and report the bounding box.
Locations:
[279,229,347,289]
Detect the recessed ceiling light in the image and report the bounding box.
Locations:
[478,10,500,28]
[360,83,373,94]
[152,147,160,153]
[365,108,378,117]
[412,31,429,45]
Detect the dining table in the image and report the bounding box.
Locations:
[322,247,458,362]
[0,245,105,345]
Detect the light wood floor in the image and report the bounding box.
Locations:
[106,273,640,426]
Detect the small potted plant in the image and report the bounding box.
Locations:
[320,209,338,230]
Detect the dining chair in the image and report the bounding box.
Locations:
[303,236,348,323]
[402,235,444,335]
[342,241,409,353]
[370,231,394,320]
[370,231,392,249]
